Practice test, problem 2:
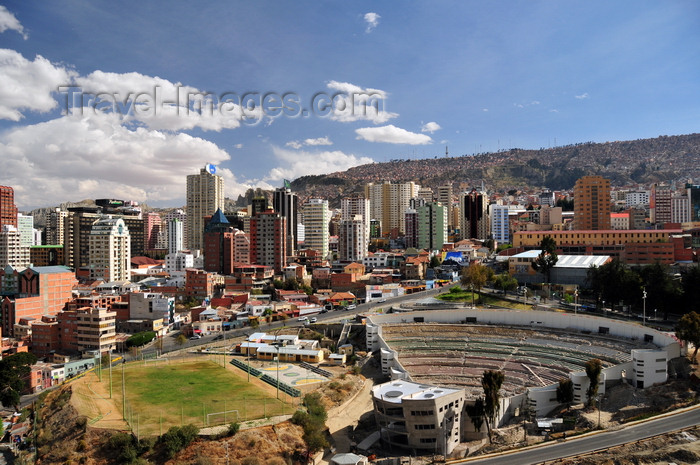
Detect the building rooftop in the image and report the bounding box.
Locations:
[555,254,610,269]
[372,380,461,404]
[29,265,74,274]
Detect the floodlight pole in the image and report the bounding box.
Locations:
[642,287,647,326]
[109,349,113,398]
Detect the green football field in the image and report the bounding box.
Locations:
[102,358,294,436]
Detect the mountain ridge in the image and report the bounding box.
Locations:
[290,133,700,205]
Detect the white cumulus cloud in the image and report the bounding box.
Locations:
[364,12,380,33]
[0,112,257,208]
[0,49,77,121]
[355,124,432,145]
[325,80,398,124]
[265,146,374,182]
[304,136,332,146]
[74,70,252,131]
[0,6,27,39]
[421,122,441,133]
[575,92,589,100]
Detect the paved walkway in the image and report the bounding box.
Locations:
[319,362,382,464]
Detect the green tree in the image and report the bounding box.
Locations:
[680,266,700,314]
[160,424,199,459]
[531,236,558,286]
[175,334,187,346]
[584,359,603,407]
[0,352,38,410]
[676,311,700,361]
[291,392,328,456]
[587,259,641,313]
[228,422,241,436]
[493,273,518,296]
[461,262,494,305]
[126,331,156,347]
[429,255,442,269]
[465,397,485,434]
[556,378,574,411]
[638,262,682,319]
[481,370,505,443]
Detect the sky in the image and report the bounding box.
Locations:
[0,1,699,211]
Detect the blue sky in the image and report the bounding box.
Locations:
[1,1,698,210]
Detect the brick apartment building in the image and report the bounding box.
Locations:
[0,265,77,337]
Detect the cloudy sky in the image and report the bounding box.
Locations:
[1,1,699,210]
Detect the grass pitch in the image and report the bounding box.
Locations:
[102,358,294,436]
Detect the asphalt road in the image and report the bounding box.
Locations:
[458,407,700,465]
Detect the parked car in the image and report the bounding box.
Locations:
[310,317,317,323]
[378,298,387,303]
[347,304,357,310]
[189,336,201,340]
[297,316,309,322]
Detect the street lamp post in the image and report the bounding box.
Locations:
[642,288,647,327]
[574,287,579,316]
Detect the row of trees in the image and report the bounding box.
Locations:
[587,260,700,318]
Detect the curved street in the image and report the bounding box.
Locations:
[456,407,700,465]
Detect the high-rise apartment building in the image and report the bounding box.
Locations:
[234,230,250,264]
[490,205,511,244]
[302,199,330,258]
[249,211,287,273]
[88,216,131,282]
[0,185,18,230]
[672,194,690,223]
[437,184,455,230]
[459,188,489,240]
[417,187,434,203]
[539,190,555,207]
[46,208,68,246]
[574,176,611,230]
[144,212,162,251]
[338,215,368,262]
[167,218,184,255]
[63,208,100,270]
[404,209,418,249]
[273,185,298,255]
[687,183,700,222]
[203,209,235,275]
[625,191,649,209]
[341,196,370,246]
[417,202,448,251]
[0,226,30,268]
[17,214,34,247]
[250,197,268,217]
[365,181,420,235]
[650,184,672,225]
[186,165,224,252]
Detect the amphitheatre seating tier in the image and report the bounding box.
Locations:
[380,323,655,397]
